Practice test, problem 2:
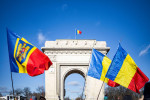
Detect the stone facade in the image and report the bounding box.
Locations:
[42,39,110,100]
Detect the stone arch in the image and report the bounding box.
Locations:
[59,64,88,100]
[63,68,86,81]
[42,39,110,100]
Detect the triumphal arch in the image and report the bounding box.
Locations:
[42,39,110,100]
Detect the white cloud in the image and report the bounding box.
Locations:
[38,32,46,45]
[66,88,70,91]
[70,90,80,93]
[68,81,80,86]
[139,44,150,56]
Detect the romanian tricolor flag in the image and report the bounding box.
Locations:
[87,48,119,87]
[76,29,82,34]
[7,29,52,76]
[106,44,149,93]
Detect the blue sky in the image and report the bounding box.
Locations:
[0,0,150,99]
[65,73,85,99]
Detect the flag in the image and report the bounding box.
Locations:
[7,29,52,76]
[106,43,149,93]
[87,48,119,87]
[76,29,82,34]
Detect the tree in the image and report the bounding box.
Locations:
[31,86,45,100]
[0,92,2,97]
[9,88,23,96]
[9,90,13,95]
[14,88,23,96]
[75,97,82,100]
[23,87,32,99]
[105,86,141,100]
[32,92,40,100]
[139,87,144,98]
[36,86,45,96]
[75,94,84,100]
[64,97,70,100]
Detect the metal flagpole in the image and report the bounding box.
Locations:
[7,29,15,97]
[10,72,15,96]
[96,48,111,100]
[96,78,106,100]
[75,28,76,39]
[81,41,96,100]
[7,28,15,96]
[97,42,120,99]
[96,49,111,100]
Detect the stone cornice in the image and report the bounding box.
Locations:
[42,47,110,53]
[42,40,110,56]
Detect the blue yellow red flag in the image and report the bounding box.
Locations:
[76,29,82,34]
[106,43,149,93]
[7,29,52,76]
[87,48,119,87]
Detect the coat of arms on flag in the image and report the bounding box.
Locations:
[7,29,53,76]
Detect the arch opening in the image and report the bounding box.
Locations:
[63,69,85,100]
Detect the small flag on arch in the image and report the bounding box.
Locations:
[106,43,149,93]
[76,29,82,34]
[7,29,53,76]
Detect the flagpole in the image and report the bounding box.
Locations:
[96,78,106,100]
[75,28,76,39]
[96,51,109,100]
[7,28,15,96]
[10,72,15,96]
[96,51,112,100]
[81,41,96,100]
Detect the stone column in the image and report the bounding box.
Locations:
[45,62,59,100]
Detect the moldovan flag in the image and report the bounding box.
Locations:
[87,48,119,87]
[7,29,52,76]
[106,44,149,93]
